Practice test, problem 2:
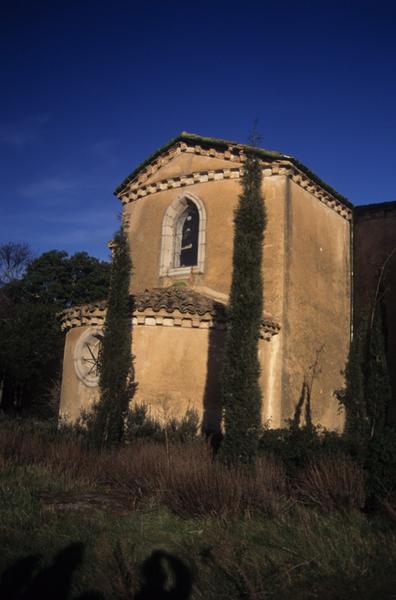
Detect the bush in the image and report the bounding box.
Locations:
[124,404,199,445]
[95,442,167,508]
[124,404,163,442]
[258,424,349,475]
[365,427,396,496]
[295,455,366,511]
[163,445,288,519]
[163,409,199,444]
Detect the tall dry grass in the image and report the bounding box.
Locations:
[0,419,368,516]
[161,444,288,518]
[294,454,366,511]
[0,420,96,482]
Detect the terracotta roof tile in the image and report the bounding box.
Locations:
[59,286,280,334]
[134,286,226,317]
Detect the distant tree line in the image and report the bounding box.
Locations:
[0,244,110,417]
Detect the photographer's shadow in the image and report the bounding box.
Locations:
[0,545,192,600]
[135,550,192,600]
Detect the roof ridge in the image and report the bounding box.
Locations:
[114,132,286,195]
[114,132,352,208]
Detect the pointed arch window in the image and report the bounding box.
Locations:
[160,193,206,276]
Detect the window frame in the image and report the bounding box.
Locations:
[159,192,206,277]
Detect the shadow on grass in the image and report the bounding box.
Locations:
[0,543,192,599]
[135,550,192,599]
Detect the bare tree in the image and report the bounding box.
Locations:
[0,242,32,285]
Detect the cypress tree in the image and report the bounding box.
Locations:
[366,298,391,438]
[340,297,391,443]
[339,317,368,440]
[90,227,135,448]
[220,152,267,465]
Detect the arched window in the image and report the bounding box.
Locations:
[160,193,206,276]
[174,200,199,268]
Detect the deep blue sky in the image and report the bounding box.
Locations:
[1,0,395,260]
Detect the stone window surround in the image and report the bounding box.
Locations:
[73,326,103,387]
[159,192,207,278]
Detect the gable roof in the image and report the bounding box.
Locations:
[114,131,352,209]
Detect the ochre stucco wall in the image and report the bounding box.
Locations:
[280,180,351,429]
[122,163,288,426]
[59,321,279,430]
[60,326,100,422]
[124,152,286,312]
[60,149,352,432]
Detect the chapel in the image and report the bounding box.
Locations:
[59,133,396,432]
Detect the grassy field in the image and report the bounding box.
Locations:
[1,420,396,599]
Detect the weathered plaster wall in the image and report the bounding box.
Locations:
[123,154,286,312]
[281,180,351,429]
[122,162,288,426]
[59,326,100,422]
[60,148,352,432]
[354,201,396,422]
[59,321,279,430]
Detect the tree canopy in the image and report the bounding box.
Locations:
[0,248,111,417]
[0,242,32,286]
[5,250,110,308]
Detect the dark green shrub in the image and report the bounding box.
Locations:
[124,404,162,442]
[365,427,396,496]
[164,409,199,444]
[258,424,350,476]
[124,404,199,445]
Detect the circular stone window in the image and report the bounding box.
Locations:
[73,327,103,387]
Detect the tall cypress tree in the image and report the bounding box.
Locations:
[340,297,391,443]
[339,316,368,440]
[220,152,267,465]
[366,298,391,438]
[90,227,135,448]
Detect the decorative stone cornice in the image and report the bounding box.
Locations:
[59,287,280,341]
[289,168,351,220]
[117,140,352,221]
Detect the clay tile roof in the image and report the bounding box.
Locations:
[59,285,280,334]
[134,286,226,317]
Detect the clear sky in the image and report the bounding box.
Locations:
[1,0,395,260]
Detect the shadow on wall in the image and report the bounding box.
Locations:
[202,303,226,449]
[0,543,193,599]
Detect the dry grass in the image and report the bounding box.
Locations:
[0,420,371,517]
[162,445,288,518]
[294,454,366,511]
[2,421,396,599]
[0,422,94,480]
[0,422,290,517]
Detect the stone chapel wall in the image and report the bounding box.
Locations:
[281,180,351,430]
[121,170,288,426]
